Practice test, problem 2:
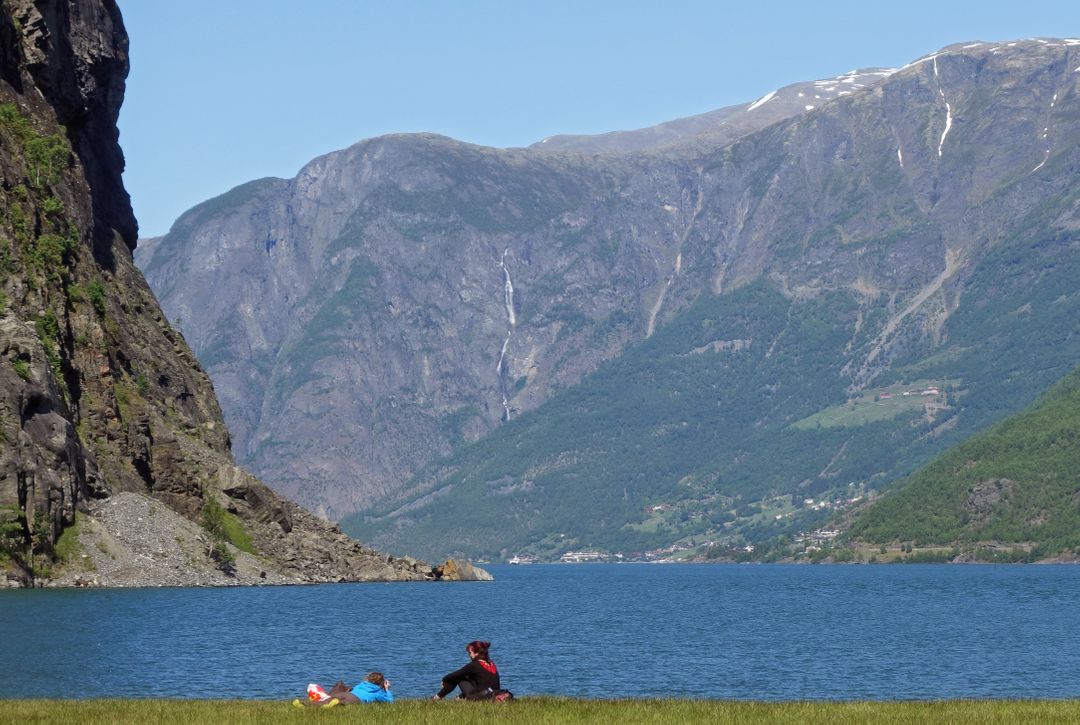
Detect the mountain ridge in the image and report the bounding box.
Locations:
[138,38,1080,560]
[529,67,898,155]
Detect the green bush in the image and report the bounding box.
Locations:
[201,497,236,573]
[32,232,74,277]
[25,134,69,187]
[41,196,63,216]
[53,513,85,563]
[200,495,254,574]
[86,280,107,315]
[0,103,70,188]
[34,310,63,382]
[0,504,24,564]
[200,496,228,539]
[8,194,29,245]
[831,548,857,562]
[34,309,59,344]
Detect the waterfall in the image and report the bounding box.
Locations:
[496,249,517,421]
[500,248,516,327]
[497,330,512,421]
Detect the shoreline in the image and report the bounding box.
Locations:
[493,556,1080,565]
[8,557,1077,590]
[2,560,493,591]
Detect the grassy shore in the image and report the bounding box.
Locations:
[1,698,1078,724]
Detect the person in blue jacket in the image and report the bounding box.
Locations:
[351,671,394,703]
[293,672,394,708]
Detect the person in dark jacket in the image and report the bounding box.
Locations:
[433,640,501,700]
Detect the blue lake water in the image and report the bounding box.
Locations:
[1,563,1079,701]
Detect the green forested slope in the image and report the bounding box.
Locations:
[344,213,1080,559]
[846,365,1080,557]
[329,42,1080,561]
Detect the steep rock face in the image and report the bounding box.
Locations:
[0,0,136,255]
[140,39,1080,541]
[140,138,698,517]
[0,0,439,585]
[349,39,1080,559]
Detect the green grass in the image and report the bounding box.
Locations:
[0,698,1077,724]
[53,512,86,564]
[0,102,69,189]
[201,496,255,554]
[220,509,255,554]
[792,380,955,430]
[12,358,29,379]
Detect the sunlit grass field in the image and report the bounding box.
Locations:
[792,379,954,430]
[2,698,1078,724]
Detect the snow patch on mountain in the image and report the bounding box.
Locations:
[934,57,953,157]
[901,51,944,71]
[938,102,953,157]
[747,90,777,112]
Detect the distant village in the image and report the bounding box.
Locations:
[502,384,943,565]
[878,386,940,400]
[506,484,876,564]
[498,382,946,566]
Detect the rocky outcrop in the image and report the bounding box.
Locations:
[432,558,494,582]
[0,0,445,587]
[40,490,441,588]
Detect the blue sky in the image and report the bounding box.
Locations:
[118,1,1080,237]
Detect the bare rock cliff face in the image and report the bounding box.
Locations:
[141,39,1080,532]
[0,0,442,586]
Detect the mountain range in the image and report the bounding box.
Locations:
[137,38,1080,561]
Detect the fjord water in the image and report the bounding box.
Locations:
[1,564,1078,701]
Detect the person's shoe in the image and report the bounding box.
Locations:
[323,699,340,709]
[291,699,303,709]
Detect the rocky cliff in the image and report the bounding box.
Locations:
[134,72,873,520]
[139,38,1080,559]
[0,0,460,586]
